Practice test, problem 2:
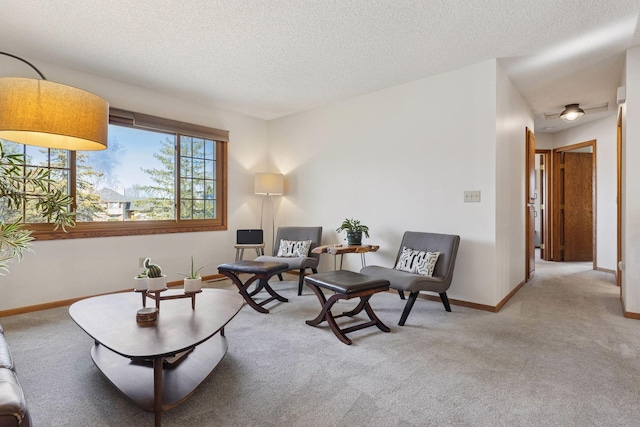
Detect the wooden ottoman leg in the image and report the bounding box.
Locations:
[305,284,330,326]
[364,299,391,332]
[259,277,289,303]
[305,287,353,344]
[219,271,269,314]
[305,271,391,345]
[325,307,352,345]
[341,297,367,317]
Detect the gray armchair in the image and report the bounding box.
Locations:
[361,231,460,326]
[255,226,323,295]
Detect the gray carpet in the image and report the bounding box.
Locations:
[2,260,639,426]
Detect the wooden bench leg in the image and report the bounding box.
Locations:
[341,297,367,316]
[364,301,391,332]
[306,284,389,345]
[305,290,354,345]
[259,278,289,303]
[219,271,269,313]
[305,284,331,326]
[219,270,288,314]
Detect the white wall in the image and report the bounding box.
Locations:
[551,115,618,271]
[269,59,532,307]
[0,59,269,311]
[1,56,535,311]
[534,133,554,149]
[622,47,640,313]
[495,63,534,302]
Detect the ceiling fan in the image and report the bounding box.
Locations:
[543,102,609,122]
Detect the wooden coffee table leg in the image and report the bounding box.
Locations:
[153,357,163,427]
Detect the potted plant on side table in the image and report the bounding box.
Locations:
[178,256,207,293]
[336,218,370,246]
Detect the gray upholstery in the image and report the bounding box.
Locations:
[0,324,30,427]
[255,226,323,295]
[361,231,460,326]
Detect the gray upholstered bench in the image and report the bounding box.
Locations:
[218,261,290,313]
[304,270,390,345]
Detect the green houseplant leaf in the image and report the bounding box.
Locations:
[335,218,370,238]
[0,141,75,275]
[178,256,207,279]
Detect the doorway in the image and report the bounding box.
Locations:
[551,140,597,266]
[534,150,551,261]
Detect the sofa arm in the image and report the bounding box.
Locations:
[0,369,30,427]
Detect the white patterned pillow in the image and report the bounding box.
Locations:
[394,247,440,277]
[277,239,312,257]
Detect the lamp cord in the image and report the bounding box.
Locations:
[260,195,265,230]
[270,194,275,255]
[0,51,47,80]
[258,194,276,254]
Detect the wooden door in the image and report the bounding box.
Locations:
[563,152,593,261]
[552,150,563,260]
[525,128,536,280]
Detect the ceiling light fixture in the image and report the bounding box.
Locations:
[559,103,585,123]
[0,51,108,150]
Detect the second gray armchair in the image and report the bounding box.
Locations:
[361,231,460,326]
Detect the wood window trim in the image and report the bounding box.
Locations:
[28,109,228,241]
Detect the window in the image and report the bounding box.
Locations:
[3,109,228,240]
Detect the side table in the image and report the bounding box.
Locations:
[234,243,265,261]
[311,244,380,270]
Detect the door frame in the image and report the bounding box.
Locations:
[617,108,622,287]
[535,149,552,261]
[551,140,597,268]
[525,128,536,281]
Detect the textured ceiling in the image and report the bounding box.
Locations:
[1,0,639,131]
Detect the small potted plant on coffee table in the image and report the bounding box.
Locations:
[134,269,148,291]
[144,258,166,291]
[336,218,370,246]
[178,256,207,293]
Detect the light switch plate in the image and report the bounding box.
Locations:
[464,191,481,203]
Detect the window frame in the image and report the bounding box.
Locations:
[28,108,228,240]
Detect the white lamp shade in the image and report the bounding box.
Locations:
[0,77,108,150]
[255,173,284,195]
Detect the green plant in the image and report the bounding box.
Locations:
[335,218,370,238]
[178,256,207,279]
[143,258,163,278]
[135,270,148,279]
[0,142,75,275]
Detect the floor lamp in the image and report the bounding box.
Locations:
[255,173,284,254]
